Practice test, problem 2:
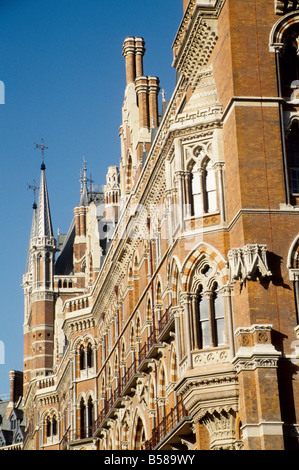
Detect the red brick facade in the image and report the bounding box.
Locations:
[22,0,299,451]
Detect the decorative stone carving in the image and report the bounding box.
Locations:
[228,244,272,283]
[233,325,281,373]
[199,407,240,450]
[192,347,229,367]
[175,369,239,449]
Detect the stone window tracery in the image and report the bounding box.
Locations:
[187,257,227,352]
[188,156,217,217]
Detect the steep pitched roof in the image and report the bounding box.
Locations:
[35,162,54,238]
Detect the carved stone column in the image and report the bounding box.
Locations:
[213,161,225,222]
[180,293,193,368]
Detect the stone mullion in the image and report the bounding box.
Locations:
[222,284,235,359]
[204,291,215,348]
[181,293,193,368]
[190,293,199,350]
[213,162,225,222]
[173,307,182,377]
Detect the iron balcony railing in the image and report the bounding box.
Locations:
[144,399,188,450]
[68,307,175,441]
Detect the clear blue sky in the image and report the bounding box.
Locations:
[0,0,183,394]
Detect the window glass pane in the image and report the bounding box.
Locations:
[206,164,216,191]
[290,168,299,193]
[201,320,210,348]
[191,170,203,217]
[206,164,217,212]
[215,318,225,345]
[199,295,209,320]
[199,294,210,348]
[214,291,224,319]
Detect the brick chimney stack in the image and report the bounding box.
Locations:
[123,37,146,86]
[6,370,23,418]
[148,76,160,128]
[135,37,145,78]
[135,76,150,129]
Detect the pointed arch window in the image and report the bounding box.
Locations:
[189,157,217,217]
[87,396,94,437]
[279,29,299,98]
[80,398,86,439]
[197,282,226,349]
[79,344,85,370]
[87,343,93,368]
[45,414,58,440]
[52,415,58,436]
[46,416,51,438]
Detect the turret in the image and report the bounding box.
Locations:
[23,147,56,391]
[73,159,89,287]
[104,166,120,222]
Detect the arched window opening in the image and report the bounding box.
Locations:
[212,283,226,346]
[280,29,299,96]
[52,415,57,436]
[87,343,93,368]
[134,418,146,450]
[79,344,85,370]
[189,157,217,218]
[46,414,58,440]
[198,288,211,348]
[37,254,42,284]
[205,159,217,213]
[80,398,86,439]
[87,396,94,437]
[191,163,203,217]
[46,416,51,438]
[197,281,226,349]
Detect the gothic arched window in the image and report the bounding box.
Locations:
[280,30,299,97]
[87,343,93,368]
[189,157,217,217]
[80,398,86,439]
[79,344,85,370]
[194,267,226,349]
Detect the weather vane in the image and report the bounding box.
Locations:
[34,138,48,166]
[27,179,39,209]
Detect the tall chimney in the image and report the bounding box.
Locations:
[9,370,23,403]
[123,37,136,85]
[148,76,160,128]
[135,37,145,78]
[6,370,23,418]
[135,76,150,129]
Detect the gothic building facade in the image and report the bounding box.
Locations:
[22,0,299,450]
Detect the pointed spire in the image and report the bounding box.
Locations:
[79,157,89,207]
[31,139,54,238]
[35,162,54,238]
[25,141,55,275]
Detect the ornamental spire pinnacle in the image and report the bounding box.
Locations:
[32,139,53,238]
